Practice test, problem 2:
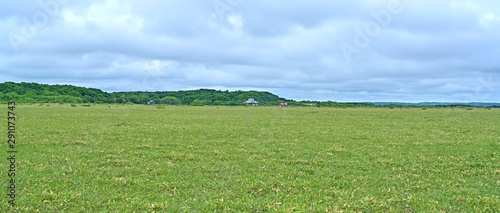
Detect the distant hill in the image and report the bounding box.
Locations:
[0,82,290,105]
[1,82,499,107]
[110,89,291,106]
[0,82,108,103]
[373,102,500,107]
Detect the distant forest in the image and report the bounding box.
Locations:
[1,82,498,108]
[0,82,310,106]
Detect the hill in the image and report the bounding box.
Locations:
[0,82,290,105]
[1,82,498,107]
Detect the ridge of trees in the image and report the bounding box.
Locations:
[4,82,494,108]
[0,82,295,106]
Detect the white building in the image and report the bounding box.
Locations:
[244,98,259,105]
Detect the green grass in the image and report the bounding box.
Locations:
[2,105,499,212]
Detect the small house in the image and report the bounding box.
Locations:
[244,98,259,105]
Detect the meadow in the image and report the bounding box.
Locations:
[2,104,499,212]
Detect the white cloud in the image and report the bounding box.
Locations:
[61,9,86,28]
[479,12,499,27]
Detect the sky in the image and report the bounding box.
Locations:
[0,0,499,102]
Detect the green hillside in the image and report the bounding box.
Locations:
[0,82,291,106]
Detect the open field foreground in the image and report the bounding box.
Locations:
[2,105,499,212]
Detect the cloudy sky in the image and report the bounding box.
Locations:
[1,0,499,102]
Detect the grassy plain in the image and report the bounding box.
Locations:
[1,104,499,212]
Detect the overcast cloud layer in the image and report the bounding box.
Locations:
[1,0,499,102]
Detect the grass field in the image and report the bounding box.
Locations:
[2,104,499,212]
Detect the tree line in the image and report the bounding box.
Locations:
[5,82,489,108]
[0,82,298,106]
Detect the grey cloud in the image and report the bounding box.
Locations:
[0,0,499,102]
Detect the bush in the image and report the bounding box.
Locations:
[190,99,206,106]
[71,104,77,107]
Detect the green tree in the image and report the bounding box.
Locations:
[68,90,82,97]
[42,90,58,96]
[190,99,205,106]
[128,95,140,104]
[82,95,94,103]
[4,92,18,101]
[161,96,181,105]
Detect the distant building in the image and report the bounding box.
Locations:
[303,103,317,106]
[244,98,259,105]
